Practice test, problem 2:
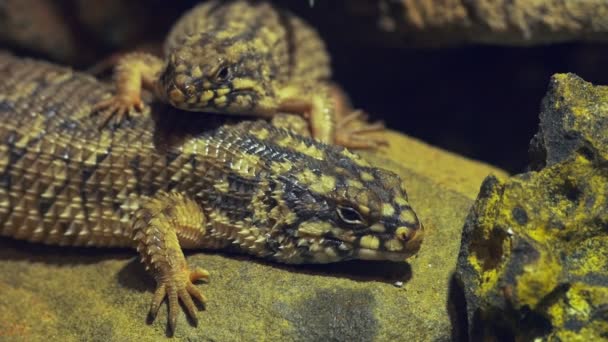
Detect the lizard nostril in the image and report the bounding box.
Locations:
[395,226,414,242]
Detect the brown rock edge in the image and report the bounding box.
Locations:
[334,0,608,47]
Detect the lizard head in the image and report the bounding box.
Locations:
[243,124,424,264]
[159,35,275,115]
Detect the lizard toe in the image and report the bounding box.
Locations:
[168,286,179,333]
[93,95,144,128]
[190,267,210,282]
[334,109,388,149]
[178,288,198,325]
[335,125,389,149]
[149,283,166,321]
[147,266,208,333]
[187,283,207,307]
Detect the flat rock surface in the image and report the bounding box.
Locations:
[0,130,507,341]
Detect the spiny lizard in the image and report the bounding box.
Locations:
[92,0,387,149]
[0,52,423,334]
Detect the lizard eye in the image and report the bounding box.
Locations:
[337,205,364,225]
[215,65,231,81]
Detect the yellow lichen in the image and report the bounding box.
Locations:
[515,250,561,307]
[461,131,608,339]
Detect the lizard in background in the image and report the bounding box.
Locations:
[93,0,387,149]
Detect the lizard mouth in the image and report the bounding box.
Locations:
[231,88,257,97]
[355,248,416,262]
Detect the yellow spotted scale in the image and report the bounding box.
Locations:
[93,0,387,149]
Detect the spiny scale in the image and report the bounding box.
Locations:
[0,52,276,249]
[165,0,331,84]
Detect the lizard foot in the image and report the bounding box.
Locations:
[92,95,144,128]
[148,266,209,333]
[335,110,389,149]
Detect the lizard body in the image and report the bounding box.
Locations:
[93,0,386,149]
[0,52,422,334]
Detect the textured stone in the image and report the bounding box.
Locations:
[530,73,608,170]
[0,0,79,63]
[454,73,608,341]
[327,0,608,47]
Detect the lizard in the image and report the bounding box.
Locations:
[92,0,387,149]
[0,51,423,334]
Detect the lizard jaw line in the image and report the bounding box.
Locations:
[355,248,414,262]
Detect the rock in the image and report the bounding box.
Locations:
[530,73,608,170]
[6,0,608,67]
[454,74,608,341]
[0,0,80,63]
[309,0,608,47]
[0,130,506,341]
[0,0,171,66]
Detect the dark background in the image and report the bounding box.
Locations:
[329,43,608,174]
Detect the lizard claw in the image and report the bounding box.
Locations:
[335,110,389,149]
[92,95,144,128]
[148,266,209,334]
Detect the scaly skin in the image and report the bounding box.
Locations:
[0,52,423,334]
[93,0,387,149]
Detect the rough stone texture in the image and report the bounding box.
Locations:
[0,129,506,341]
[0,0,167,66]
[454,74,608,341]
[0,0,80,63]
[3,0,608,67]
[530,73,608,170]
[329,0,608,47]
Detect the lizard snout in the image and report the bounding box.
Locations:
[398,224,424,254]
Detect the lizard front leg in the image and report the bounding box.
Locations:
[132,191,210,334]
[277,83,387,149]
[329,84,388,149]
[277,83,335,145]
[93,52,164,127]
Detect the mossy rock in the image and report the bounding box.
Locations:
[530,73,608,170]
[454,73,608,341]
[0,127,506,341]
